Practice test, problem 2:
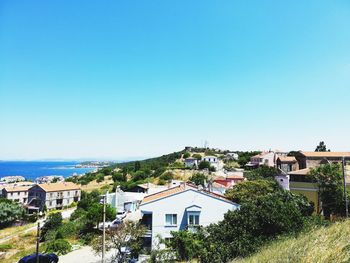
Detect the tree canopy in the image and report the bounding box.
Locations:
[315,141,330,152]
[0,198,24,228]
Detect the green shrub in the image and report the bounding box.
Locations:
[183,152,191,159]
[40,212,63,241]
[23,213,38,223]
[0,198,25,228]
[57,221,79,239]
[44,239,72,255]
[159,171,174,181]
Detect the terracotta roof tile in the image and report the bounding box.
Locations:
[3,185,32,192]
[278,156,297,163]
[288,168,311,176]
[300,152,350,158]
[36,182,80,192]
[141,183,233,204]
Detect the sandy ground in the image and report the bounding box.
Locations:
[59,246,115,263]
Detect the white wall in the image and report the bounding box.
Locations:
[140,189,239,248]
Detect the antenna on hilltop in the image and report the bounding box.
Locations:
[204,140,209,149]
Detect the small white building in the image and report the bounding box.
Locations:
[106,188,145,213]
[275,173,290,190]
[201,156,220,170]
[140,183,239,249]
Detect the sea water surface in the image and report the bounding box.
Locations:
[0,161,95,181]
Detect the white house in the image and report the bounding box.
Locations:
[106,188,145,213]
[201,156,220,170]
[139,183,239,249]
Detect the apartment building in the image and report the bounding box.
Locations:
[27,182,81,211]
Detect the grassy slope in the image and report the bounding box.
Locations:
[234,220,350,263]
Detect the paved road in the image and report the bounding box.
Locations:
[59,246,115,263]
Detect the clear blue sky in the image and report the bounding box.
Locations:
[1,1,350,160]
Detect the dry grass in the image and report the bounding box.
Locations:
[234,220,350,263]
[80,176,114,192]
[0,229,39,263]
[0,223,36,241]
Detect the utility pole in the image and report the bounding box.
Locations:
[102,195,106,263]
[342,157,348,218]
[36,222,40,263]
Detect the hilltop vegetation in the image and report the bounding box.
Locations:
[67,148,259,191]
[234,219,350,263]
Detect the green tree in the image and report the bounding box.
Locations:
[189,173,208,186]
[134,161,141,172]
[198,161,211,170]
[41,212,63,241]
[45,239,72,255]
[0,198,24,228]
[78,190,100,210]
[182,152,191,159]
[86,203,116,228]
[112,172,127,182]
[169,230,204,261]
[244,165,279,181]
[159,171,174,181]
[201,194,307,262]
[96,173,104,183]
[92,221,146,263]
[315,141,330,152]
[225,179,280,203]
[309,163,345,218]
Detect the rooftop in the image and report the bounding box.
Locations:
[288,168,311,176]
[35,182,80,192]
[278,156,297,163]
[3,185,32,192]
[141,183,233,205]
[300,152,350,158]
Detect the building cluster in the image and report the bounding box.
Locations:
[2,149,349,253]
[246,150,350,213]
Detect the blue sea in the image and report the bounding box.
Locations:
[0,161,96,181]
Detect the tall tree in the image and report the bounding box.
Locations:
[0,198,24,228]
[309,163,346,218]
[92,221,146,263]
[134,161,141,172]
[315,141,330,152]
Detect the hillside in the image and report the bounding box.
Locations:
[234,220,350,263]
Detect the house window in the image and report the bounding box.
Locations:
[188,213,200,226]
[165,214,177,226]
